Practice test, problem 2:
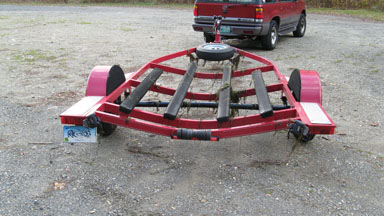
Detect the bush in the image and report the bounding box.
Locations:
[305,0,384,11]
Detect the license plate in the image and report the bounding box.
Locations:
[63,126,97,143]
[220,26,230,34]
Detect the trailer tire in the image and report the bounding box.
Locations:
[293,133,315,143]
[100,122,117,136]
[196,43,235,61]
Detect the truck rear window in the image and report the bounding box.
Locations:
[196,0,262,4]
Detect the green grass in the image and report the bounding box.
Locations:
[14,49,57,63]
[120,26,134,32]
[308,8,384,21]
[78,21,91,24]
[333,59,343,64]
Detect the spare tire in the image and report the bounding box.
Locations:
[196,43,235,61]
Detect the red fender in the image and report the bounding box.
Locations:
[85,66,112,96]
[299,70,322,105]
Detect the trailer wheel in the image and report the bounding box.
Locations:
[196,43,235,61]
[288,69,322,143]
[293,133,315,143]
[86,65,126,136]
[293,14,306,37]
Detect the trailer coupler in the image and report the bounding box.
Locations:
[172,129,219,141]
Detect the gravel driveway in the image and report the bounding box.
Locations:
[0,5,383,215]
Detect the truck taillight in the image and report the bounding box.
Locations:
[255,7,264,19]
[194,5,198,16]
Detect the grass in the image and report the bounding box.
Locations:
[120,26,134,32]
[78,21,91,24]
[14,49,57,63]
[308,8,384,21]
[333,59,343,64]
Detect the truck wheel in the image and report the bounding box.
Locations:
[204,33,215,43]
[293,14,306,37]
[261,20,278,50]
[196,43,235,61]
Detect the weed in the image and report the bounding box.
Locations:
[78,21,91,24]
[47,19,66,24]
[13,49,57,63]
[333,59,343,64]
[274,56,282,61]
[288,55,300,59]
[120,26,134,32]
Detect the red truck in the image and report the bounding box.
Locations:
[192,0,307,50]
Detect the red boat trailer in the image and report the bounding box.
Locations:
[60,48,335,142]
[60,17,334,142]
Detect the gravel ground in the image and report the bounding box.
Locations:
[0,4,384,216]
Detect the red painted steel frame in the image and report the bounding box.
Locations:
[60,47,335,139]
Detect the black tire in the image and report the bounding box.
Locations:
[99,122,117,136]
[261,20,279,50]
[204,33,215,43]
[288,69,315,143]
[293,133,315,143]
[293,14,306,37]
[195,43,235,61]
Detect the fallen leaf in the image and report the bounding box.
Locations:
[370,122,379,127]
[53,182,66,190]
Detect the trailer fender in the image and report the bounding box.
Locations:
[288,69,322,105]
[85,65,126,136]
[85,65,126,97]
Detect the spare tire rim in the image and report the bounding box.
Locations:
[202,44,228,50]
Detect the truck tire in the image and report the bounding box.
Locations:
[293,14,306,37]
[196,43,235,61]
[261,20,278,50]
